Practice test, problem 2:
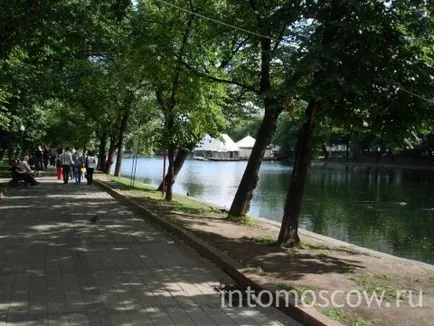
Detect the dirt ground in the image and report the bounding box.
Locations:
[102,177,434,326]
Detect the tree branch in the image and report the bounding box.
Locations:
[219,37,249,69]
[271,26,286,54]
[182,61,258,93]
[169,3,196,109]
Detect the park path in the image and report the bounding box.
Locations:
[0,174,298,326]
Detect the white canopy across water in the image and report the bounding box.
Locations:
[236,135,256,149]
[194,134,240,152]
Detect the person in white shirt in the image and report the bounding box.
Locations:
[60,148,74,184]
[72,149,84,185]
[85,152,97,185]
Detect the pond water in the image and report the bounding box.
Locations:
[117,157,434,264]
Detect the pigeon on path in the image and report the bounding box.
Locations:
[90,214,98,224]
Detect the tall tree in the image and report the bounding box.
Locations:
[181,0,305,216]
[278,0,434,246]
[0,0,131,154]
[131,0,229,200]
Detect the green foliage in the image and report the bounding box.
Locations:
[226,214,256,226]
[0,0,132,152]
[245,265,264,273]
[253,235,277,245]
[321,308,378,326]
[273,112,304,154]
[131,0,231,153]
[350,273,411,302]
[1,0,433,170]
[225,115,263,143]
[297,242,330,250]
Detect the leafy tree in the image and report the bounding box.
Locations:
[277,0,434,246]
[0,0,131,158]
[224,115,263,143]
[131,0,230,200]
[180,0,306,216]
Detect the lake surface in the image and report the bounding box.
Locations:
[117,157,434,264]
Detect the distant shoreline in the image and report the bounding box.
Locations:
[311,159,434,172]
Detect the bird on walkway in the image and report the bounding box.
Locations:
[90,214,98,224]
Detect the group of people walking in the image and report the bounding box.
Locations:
[10,146,98,187]
[57,148,97,185]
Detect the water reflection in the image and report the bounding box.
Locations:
[118,158,434,264]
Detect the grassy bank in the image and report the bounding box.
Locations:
[108,176,226,218]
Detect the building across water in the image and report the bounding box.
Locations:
[235,135,274,160]
[193,134,275,161]
[193,134,240,161]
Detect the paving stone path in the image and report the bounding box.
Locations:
[0,174,299,326]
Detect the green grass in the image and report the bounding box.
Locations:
[226,213,256,226]
[350,273,409,301]
[344,266,361,275]
[321,308,378,326]
[297,242,330,250]
[277,284,316,304]
[0,160,10,170]
[109,176,223,216]
[245,264,264,274]
[277,283,304,293]
[253,235,277,245]
[277,284,378,325]
[109,176,156,192]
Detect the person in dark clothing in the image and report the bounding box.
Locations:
[49,149,56,166]
[60,148,73,184]
[42,146,50,170]
[35,145,44,170]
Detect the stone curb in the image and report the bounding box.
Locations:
[94,178,343,326]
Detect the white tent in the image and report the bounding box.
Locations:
[193,134,240,160]
[236,135,256,149]
[235,135,274,160]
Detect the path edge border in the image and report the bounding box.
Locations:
[95,179,343,326]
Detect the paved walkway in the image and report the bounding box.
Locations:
[0,174,299,326]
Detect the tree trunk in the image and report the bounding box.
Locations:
[229,35,283,217]
[229,104,282,216]
[97,132,107,171]
[278,101,320,247]
[165,145,175,201]
[114,99,132,177]
[104,136,117,174]
[158,149,189,191]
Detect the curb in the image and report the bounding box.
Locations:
[95,179,343,326]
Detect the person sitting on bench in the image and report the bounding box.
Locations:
[16,156,39,186]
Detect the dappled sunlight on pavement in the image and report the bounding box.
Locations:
[0,175,298,325]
